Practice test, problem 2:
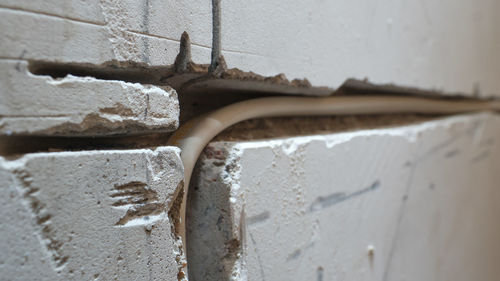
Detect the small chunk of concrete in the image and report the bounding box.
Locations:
[0,60,179,136]
[0,147,185,280]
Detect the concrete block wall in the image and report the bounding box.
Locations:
[1,0,500,96]
[1,1,192,278]
[1,148,185,280]
[1,60,179,136]
[188,113,500,281]
[1,1,499,280]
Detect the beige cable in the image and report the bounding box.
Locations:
[167,95,500,275]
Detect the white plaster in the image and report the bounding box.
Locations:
[0,147,186,280]
[188,113,500,280]
[0,60,179,136]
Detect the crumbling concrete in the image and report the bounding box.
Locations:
[0,60,179,136]
[0,147,186,280]
[188,112,500,281]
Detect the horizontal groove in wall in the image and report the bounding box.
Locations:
[27,60,177,86]
[0,114,445,158]
[5,61,486,157]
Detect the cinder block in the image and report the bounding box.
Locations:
[3,1,500,96]
[222,0,500,96]
[0,6,211,66]
[0,0,212,57]
[188,113,500,280]
[0,60,179,136]
[0,0,105,24]
[0,147,185,280]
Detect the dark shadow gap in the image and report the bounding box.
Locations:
[5,60,488,157]
[1,114,447,158]
[27,60,178,85]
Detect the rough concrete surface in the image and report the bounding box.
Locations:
[0,147,186,280]
[188,112,500,281]
[222,0,500,96]
[0,60,179,136]
[1,1,500,96]
[0,0,212,52]
[1,1,500,281]
[0,4,211,67]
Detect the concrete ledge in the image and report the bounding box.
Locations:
[0,60,179,136]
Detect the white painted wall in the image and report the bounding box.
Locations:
[189,113,500,281]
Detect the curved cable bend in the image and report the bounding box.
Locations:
[167,95,500,273]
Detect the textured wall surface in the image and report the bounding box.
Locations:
[1,1,499,280]
[221,0,500,96]
[0,60,179,136]
[0,148,185,280]
[188,113,500,281]
[1,0,500,95]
